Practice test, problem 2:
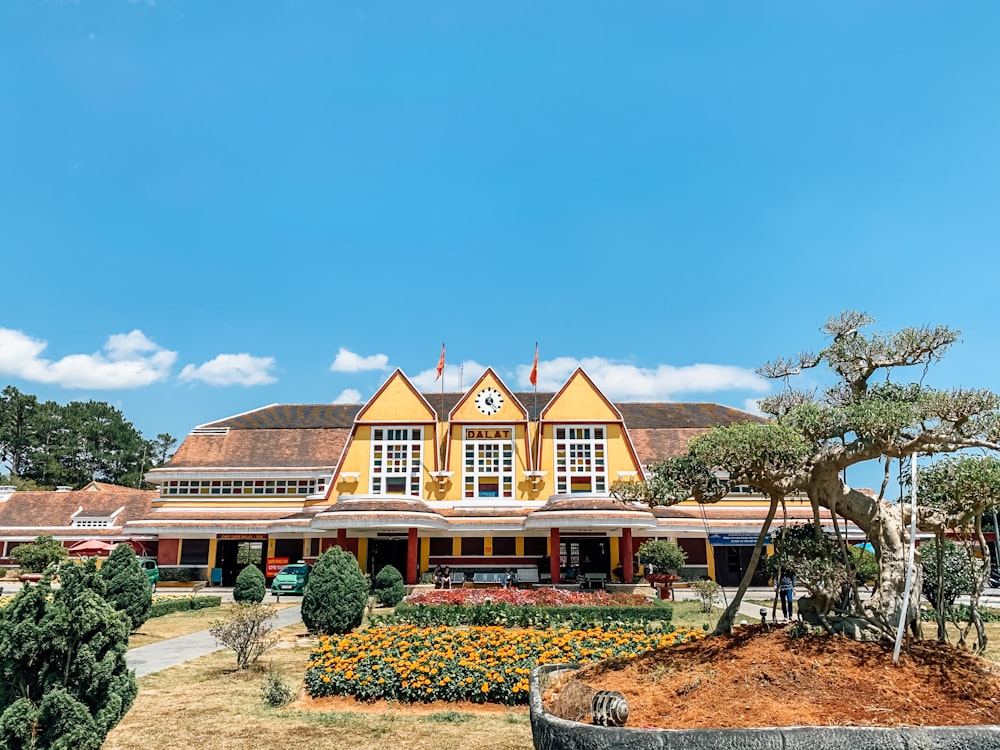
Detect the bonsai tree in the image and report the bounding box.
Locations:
[301,546,368,634]
[9,534,68,574]
[635,312,1000,641]
[233,565,266,603]
[373,564,406,608]
[0,560,136,750]
[100,543,152,631]
[637,540,687,575]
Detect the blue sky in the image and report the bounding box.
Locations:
[2,2,999,495]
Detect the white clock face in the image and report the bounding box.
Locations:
[474,387,503,415]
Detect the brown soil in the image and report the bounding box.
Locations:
[546,625,1000,729]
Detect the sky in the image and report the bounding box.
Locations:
[2,2,999,495]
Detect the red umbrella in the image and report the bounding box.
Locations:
[68,539,117,556]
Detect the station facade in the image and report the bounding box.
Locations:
[0,367,829,586]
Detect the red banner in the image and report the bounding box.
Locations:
[266,557,289,576]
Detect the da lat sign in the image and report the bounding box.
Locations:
[709,533,771,547]
[266,557,290,576]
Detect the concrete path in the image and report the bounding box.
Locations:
[127,604,302,677]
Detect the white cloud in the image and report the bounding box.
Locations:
[0,328,176,388]
[179,354,277,386]
[515,356,770,400]
[410,360,488,391]
[330,348,389,373]
[333,389,363,404]
[742,397,765,416]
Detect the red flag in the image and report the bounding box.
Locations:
[529,343,538,387]
[435,343,445,381]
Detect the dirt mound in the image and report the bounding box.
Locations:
[554,625,1000,729]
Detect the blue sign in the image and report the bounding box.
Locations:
[709,533,771,547]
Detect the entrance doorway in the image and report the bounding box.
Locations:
[712,545,770,587]
[559,538,609,580]
[367,537,409,578]
[216,539,265,586]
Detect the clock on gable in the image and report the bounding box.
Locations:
[474,387,504,416]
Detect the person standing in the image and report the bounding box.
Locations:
[777,570,795,621]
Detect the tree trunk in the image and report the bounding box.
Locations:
[810,466,920,639]
[712,493,779,635]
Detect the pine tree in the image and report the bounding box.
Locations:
[101,543,153,631]
[373,564,406,607]
[0,561,136,750]
[233,564,266,603]
[301,546,369,634]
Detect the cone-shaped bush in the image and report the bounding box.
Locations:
[301,546,368,634]
[233,565,267,603]
[373,564,406,607]
[0,560,136,750]
[100,543,152,631]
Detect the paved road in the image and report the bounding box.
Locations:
[127,604,302,677]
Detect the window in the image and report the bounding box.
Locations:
[179,539,210,565]
[161,478,320,497]
[428,538,452,557]
[463,427,514,499]
[492,537,516,556]
[370,427,423,496]
[461,537,485,556]
[553,426,606,494]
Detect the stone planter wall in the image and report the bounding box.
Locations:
[529,663,1000,750]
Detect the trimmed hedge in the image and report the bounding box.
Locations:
[373,601,672,629]
[148,595,222,619]
[920,604,1000,623]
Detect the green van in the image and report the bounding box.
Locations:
[270,562,310,595]
[138,557,159,591]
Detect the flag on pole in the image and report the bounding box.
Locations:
[529,343,538,387]
[435,343,446,381]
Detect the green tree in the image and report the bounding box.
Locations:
[9,535,68,574]
[151,433,177,466]
[0,561,136,750]
[100,543,153,631]
[627,312,1000,642]
[636,540,687,574]
[373,564,406,607]
[301,546,368,635]
[233,565,266,603]
[0,387,39,478]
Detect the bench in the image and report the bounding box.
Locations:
[472,572,506,586]
[515,567,539,586]
[582,573,607,590]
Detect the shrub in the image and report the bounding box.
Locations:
[0,560,136,750]
[261,671,296,707]
[148,595,221,618]
[301,546,368,635]
[373,565,406,608]
[690,579,722,613]
[637,540,687,574]
[375,602,672,629]
[233,565,266,603]
[8,535,68,574]
[209,603,278,671]
[158,567,202,583]
[100,543,153,632]
[920,538,986,608]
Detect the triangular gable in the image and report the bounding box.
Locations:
[540,368,624,422]
[449,367,528,422]
[354,369,438,423]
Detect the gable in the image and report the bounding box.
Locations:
[450,368,528,422]
[541,368,622,423]
[355,370,437,423]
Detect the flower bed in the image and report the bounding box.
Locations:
[404,588,653,607]
[304,624,704,705]
[378,601,671,629]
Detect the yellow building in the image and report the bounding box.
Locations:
[135,367,823,586]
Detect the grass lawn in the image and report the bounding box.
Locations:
[128,600,298,650]
[106,621,533,750]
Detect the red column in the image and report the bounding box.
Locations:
[549,527,561,584]
[336,528,347,549]
[407,527,419,585]
[621,527,634,584]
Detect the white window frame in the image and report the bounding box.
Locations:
[462,427,515,499]
[370,427,423,496]
[553,425,607,494]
